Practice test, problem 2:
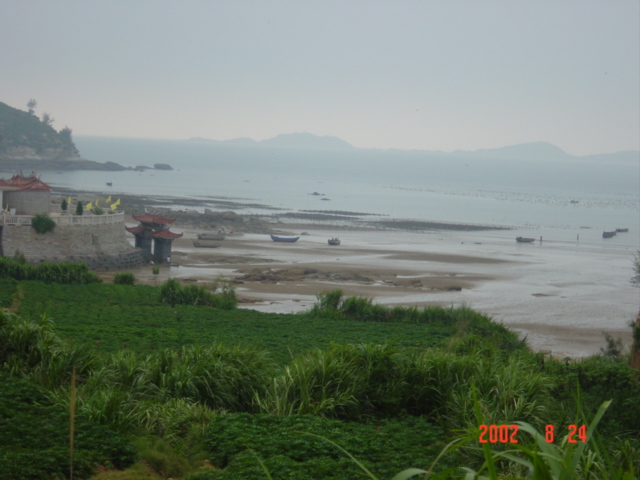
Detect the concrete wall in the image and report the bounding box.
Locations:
[4,190,50,215]
[1,220,145,270]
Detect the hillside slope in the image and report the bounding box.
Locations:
[0,101,80,161]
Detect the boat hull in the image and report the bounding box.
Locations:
[516,237,535,243]
[270,235,300,243]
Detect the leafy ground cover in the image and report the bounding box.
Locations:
[0,277,17,307]
[0,372,135,480]
[184,414,448,480]
[17,282,459,364]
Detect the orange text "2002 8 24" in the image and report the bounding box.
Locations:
[479,424,587,444]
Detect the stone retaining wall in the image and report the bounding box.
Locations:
[1,220,145,270]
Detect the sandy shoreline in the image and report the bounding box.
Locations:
[105,211,638,359]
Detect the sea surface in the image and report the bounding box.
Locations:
[25,136,640,248]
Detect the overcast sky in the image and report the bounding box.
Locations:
[2,1,638,155]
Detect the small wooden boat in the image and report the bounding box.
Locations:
[193,240,221,248]
[271,235,300,243]
[106,182,112,186]
[615,228,629,233]
[198,233,225,241]
[328,237,341,246]
[516,237,535,243]
[602,231,616,238]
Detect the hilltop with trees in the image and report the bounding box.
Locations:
[0,100,125,171]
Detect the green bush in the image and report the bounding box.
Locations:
[114,271,136,285]
[75,201,83,215]
[158,278,237,309]
[30,213,56,234]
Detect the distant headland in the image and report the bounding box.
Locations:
[0,101,127,171]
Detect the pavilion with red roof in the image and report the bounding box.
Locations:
[126,213,183,263]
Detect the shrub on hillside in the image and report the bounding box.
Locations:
[113,271,136,285]
[30,213,56,234]
[158,278,236,309]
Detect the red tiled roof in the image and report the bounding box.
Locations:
[125,225,145,235]
[150,229,183,239]
[6,174,52,191]
[132,213,176,224]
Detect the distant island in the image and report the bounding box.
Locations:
[0,101,126,171]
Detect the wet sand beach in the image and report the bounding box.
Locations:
[118,216,638,359]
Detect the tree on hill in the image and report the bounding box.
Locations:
[27,98,37,115]
[41,112,54,127]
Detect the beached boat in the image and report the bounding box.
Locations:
[516,237,535,243]
[270,235,300,243]
[193,240,221,248]
[616,228,629,233]
[198,233,225,241]
[602,231,616,238]
[328,237,340,245]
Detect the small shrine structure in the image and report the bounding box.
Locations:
[0,171,52,215]
[126,213,183,263]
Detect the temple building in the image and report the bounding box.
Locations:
[126,213,183,263]
[0,172,52,215]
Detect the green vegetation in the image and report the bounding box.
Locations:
[30,213,57,234]
[0,257,101,284]
[0,276,638,479]
[0,101,78,157]
[76,200,84,215]
[114,272,136,285]
[0,372,135,480]
[185,415,444,480]
[158,278,237,310]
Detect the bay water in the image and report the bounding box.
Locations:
[53,136,640,249]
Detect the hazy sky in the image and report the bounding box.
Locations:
[2,1,638,155]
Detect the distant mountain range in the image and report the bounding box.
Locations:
[190,133,638,161]
[189,132,354,150]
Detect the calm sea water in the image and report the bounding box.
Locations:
[29,136,640,247]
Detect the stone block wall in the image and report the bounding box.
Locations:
[1,220,145,270]
[4,190,50,215]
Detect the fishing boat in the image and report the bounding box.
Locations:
[602,231,616,238]
[270,235,300,243]
[198,233,225,241]
[106,182,112,186]
[616,228,629,233]
[516,237,535,243]
[193,240,221,248]
[328,237,341,246]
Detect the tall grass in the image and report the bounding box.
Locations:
[309,290,524,352]
[255,343,553,425]
[158,278,237,309]
[0,257,101,284]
